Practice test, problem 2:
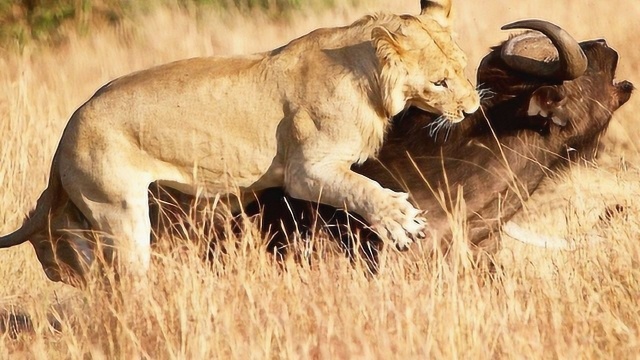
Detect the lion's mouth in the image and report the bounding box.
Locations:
[447,112,466,123]
[437,110,465,124]
[408,99,438,114]
[408,101,464,123]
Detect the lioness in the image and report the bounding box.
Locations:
[0,0,479,280]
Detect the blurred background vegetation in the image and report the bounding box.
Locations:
[0,0,362,49]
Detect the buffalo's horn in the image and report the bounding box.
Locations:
[501,19,587,80]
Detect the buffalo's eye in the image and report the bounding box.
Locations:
[433,79,448,88]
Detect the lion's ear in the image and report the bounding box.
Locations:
[420,0,452,27]
[372,26,404,66]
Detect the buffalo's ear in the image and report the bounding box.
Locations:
[372,26,404,67]
[528,85,570,126]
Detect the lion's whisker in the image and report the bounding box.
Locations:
[476,83,495,101]
[427,115,448,138]
[444,122,453,142]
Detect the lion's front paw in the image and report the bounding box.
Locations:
[371,193,427,251]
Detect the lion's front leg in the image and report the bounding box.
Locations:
[284,163,427,250]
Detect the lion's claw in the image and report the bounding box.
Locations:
[371,195,428,250]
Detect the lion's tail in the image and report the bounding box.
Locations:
[0,156,65,249]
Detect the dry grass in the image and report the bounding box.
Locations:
[1,0,639,358]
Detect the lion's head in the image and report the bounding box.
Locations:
[372,10,480,122]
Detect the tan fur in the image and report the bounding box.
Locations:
[1,10,479,280]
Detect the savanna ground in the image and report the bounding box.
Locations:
[0,0,639,358]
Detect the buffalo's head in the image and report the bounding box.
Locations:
[476,19,633,154]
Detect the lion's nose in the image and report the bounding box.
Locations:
[464,102,480,115]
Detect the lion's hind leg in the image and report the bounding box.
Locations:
[64,177,153,282]
[29,198,96,285]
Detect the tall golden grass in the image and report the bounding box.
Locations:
[1,0,639,358]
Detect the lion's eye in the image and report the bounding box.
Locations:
[434,79,448,88]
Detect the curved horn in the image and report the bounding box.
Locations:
[420,0,451,25]
[501,19,587,80]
